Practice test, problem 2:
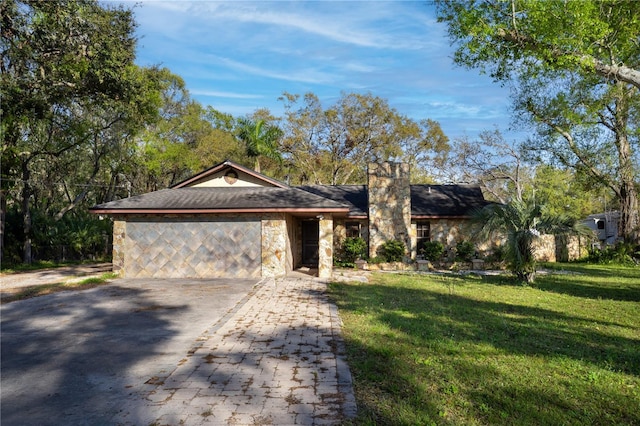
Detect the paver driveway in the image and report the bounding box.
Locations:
[1,275,356,425]
[0,278,257,425]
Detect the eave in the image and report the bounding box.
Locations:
[90,207,350,215]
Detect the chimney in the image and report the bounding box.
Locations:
[367,162,411,259]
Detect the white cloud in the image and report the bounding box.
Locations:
[190,90,263,99]
[207,55,339,85]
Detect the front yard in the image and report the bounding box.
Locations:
[330,264,640,425]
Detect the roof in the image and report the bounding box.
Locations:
[297,184,489,218]
[90,187,350,215]
[91,160,488,218]
[297,185,368,217]
[410,185,490,217]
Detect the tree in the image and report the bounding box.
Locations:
[279,92,448,184]
[1,0,157,263]
[235,116,283,173]
[532,165,612,222]
[473,199,580,283]
[133,72,239,192]
[436,0,640,243]
[449,129,533,203]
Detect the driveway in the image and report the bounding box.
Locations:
[0,278,258,425]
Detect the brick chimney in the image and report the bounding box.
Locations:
[367,162,411,259]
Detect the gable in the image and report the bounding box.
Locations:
[188,168,273,188]
[172,160,288,189]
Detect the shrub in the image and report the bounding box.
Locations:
[340,237,368,263]
[379,240,405,262]
[455,240,476,262]
[587,242,640,266]
[485,245,506,263]
[421,241,445,261]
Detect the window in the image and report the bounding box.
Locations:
[346,222,361,238]
[416,221,430,253]
[596,220,605,230]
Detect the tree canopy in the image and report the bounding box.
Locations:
[1,0,162,262]
[436,0,640,243]
[279,91,449,185]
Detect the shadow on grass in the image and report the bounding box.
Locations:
[535,276,640,302]
[330,277,640,425]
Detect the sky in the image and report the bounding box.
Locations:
[124,1,520,142]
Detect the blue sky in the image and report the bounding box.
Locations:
[125,1,519,142]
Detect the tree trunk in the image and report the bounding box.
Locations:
[619,181,640,244]
[613,84,640,245]
[21,160,32,264]
[0,190,5,265]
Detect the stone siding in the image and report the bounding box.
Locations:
[333,218,369,259]
[318,216,334,278]
[112,219,126,276]
[112,213,298,279]
[411,218,472,259]
[261,214,291,277]
[123,216,262,278]
[368,162,411,258]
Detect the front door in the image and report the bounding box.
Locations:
[301,220,319,266]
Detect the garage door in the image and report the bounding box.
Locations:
[124,218,261,278]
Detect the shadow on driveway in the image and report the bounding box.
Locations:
[0,278,257,425]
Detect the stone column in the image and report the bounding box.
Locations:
[367,162,411,259]
[262,214,289,277]
[112,219,126,276]
[318,215,334,279]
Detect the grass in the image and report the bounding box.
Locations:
[329,264,640,425]
[0,272,118,304]
[0,259,106,274]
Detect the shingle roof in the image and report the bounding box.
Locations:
[297,185,368,216]
[297,184,488,218]
[410,185,490,217]
[90,186,350,213]
[92,178,488,218]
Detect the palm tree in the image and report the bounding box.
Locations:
[236,118,283,173]
[473,199,584,283]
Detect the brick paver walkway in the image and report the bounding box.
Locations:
[117,276,357,425]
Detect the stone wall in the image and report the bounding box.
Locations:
[555,235,589,262]
[318,216,334,278]
[261,213,291,277]
[411,218,473,259]
[367,162,411,258]
[112,219,126,276]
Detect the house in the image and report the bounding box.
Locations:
[90,160,489,279]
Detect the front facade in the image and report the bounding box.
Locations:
[91,160,489,279]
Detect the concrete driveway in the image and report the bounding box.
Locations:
[0,278,258,425]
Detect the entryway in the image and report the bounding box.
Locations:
[301,220,319,267]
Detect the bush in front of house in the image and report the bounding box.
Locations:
[420,241,445,261]
[455,240,476,262]
[379,240,406,262]
[341,237,368,263]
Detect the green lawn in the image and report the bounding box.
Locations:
[329,264,640,425]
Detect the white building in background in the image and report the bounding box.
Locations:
[583,211,620,246]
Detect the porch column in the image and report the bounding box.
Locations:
[318,215,333,279]
[262,214,289,277]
